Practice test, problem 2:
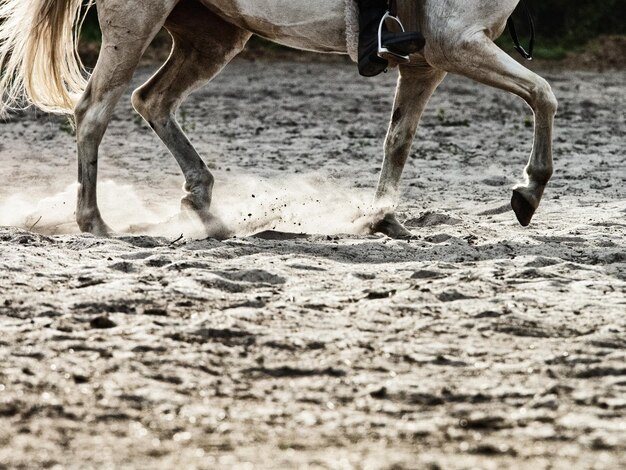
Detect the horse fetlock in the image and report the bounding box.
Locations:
[181,195,205,211]
[526,165,553,186]
[186,166,214,185]
[180,192,211,214]
[179,163,214,219]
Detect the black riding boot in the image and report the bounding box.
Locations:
[356,0,425,77]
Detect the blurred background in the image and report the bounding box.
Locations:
[79,0,626,68]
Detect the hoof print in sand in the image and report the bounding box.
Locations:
[406,212,462,227]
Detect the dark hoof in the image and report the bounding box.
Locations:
[372,213,415,239]
[78,218,114,237]
[511,190,536,227]
[180,199,232,240]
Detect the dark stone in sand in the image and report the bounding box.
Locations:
[411,270,445,280]
[90,316,117,329]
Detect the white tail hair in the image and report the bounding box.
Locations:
[0,0,94,115]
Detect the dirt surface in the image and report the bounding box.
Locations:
[560,36,626,71]
[0,60,625,469]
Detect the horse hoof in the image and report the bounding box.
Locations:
[77,214,114,237]
[511,190,536,227]
[372,213,415,239]
[180,199,232,240]
[86,221,114,237]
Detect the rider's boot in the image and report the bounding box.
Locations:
[357,0,425,77]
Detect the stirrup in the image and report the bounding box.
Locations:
[377,11,411,63]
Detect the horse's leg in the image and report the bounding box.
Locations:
[74,0,177,235]
[372,64,447,238]
[132,1,251,237]
[427,33,558,226]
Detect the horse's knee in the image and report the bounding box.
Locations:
[530,78,558,116]
[184,169,214,194]
[182,171,214,211]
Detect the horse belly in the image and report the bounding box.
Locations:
[199,0,348,53]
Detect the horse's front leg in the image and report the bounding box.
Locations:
[426,33,558,226]
[372,64,446,238]
[511,78,557,226]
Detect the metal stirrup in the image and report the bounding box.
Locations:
[377,11,411,63]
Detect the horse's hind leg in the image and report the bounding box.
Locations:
[132,1,251,236]
[427,34,558,226]
[74,0,178,235]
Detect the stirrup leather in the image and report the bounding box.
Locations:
[377,11,411,63]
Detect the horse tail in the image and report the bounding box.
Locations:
[0,0,94,115]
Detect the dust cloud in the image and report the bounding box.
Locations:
[0,174,390,238]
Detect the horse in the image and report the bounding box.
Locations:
[0,0,557,239]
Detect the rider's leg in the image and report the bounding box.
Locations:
[357,0,389,77]
[356,0,425,77]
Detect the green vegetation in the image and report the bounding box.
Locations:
[80,8,101,43]
[530,0,624,46]
[496,0,625,58]
[79,20,101,44]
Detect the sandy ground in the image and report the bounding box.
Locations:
[0,59,625,469]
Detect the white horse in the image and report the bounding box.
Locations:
[0,0,557,238]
